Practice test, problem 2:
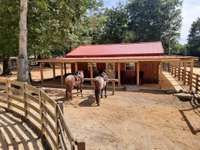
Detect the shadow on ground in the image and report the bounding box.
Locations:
[79,95,97,107]
[0,109,44,150]
[179,97,200,134]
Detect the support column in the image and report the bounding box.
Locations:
[61,63,64,85]
[118,63,121,86]
[189,60,194,91]
[53,63,56,80]
[40,63,43,85]
[75,62,78,72]
[64,63,67,75]
[136,62,140,86]
[158,62,162,88]
[89,63,93,85]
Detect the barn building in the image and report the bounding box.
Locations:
[37,41,194,88]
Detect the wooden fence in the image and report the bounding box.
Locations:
[164,64,200,94]
[0,79,85,150]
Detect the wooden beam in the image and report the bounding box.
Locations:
[53,63,56,80]
[75,62,78,72]
[40,63,43,85]
[136,62,140,86]
[118,63,121,86]
[61,63,64,85]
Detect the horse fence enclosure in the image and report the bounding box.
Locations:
[0,79,85,150]
[163,63,200,94]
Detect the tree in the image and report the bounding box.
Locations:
[93,4,130,44]
[187,18,200,57]
[0,0,99,76]
[0,1,19,75]
[18,0,29,82]
[127,0,182,52]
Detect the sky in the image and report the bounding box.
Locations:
[104,0,200,44]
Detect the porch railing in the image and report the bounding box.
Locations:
[164,64,200,94]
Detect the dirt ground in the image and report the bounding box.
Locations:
[51,89,200,150]
[1,66,200,149]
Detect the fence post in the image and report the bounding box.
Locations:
[56,105,60,150]
[75,141,86,150]
[178,63,181,81]
[196,75,199,93]
[6,79,10,109]
[189,61,194,91]
[23,83,27,117]
[40,91,46,147]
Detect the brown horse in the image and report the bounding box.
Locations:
[65,71,84,100]
[94,72,109,106]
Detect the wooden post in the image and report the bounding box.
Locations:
[174,63,177,78]
[61,63,64,85]
[112,81,115,95]
[189,60,194,91]
[89,63,93,85]
[183,62,186,85]
[53,63,56,80]
[56,105,60,150]
[76,141,86,150]
[195,74,199,93]
[118,63,121,86]
[6,79,10,109]
[24,84,27,117]
[64,63,67,75]
[75,62,78,72]
[158,62,162,88]
[40,63,44,85]
[178,62,181,80]
[136,62,140,86]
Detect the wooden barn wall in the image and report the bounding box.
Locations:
[140,61,159,83]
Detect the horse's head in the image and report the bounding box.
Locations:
[76,70,84,82]
[101,72,109,82]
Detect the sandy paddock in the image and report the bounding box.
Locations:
[48,89,200,150]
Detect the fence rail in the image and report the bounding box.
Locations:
[164,64,200,94]
[0,79,85,150]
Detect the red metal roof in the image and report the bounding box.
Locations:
[65,41,164,58]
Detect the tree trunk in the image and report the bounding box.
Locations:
[2,58,10,75]
[17,0,29,82]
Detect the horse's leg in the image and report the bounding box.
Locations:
[77,86,79,96]
[80,84,83,97]
[65,89,68,100]
[101,89,103,98]
[95,89,100,106]
[70,90,73,100]
[105,85,107,98]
